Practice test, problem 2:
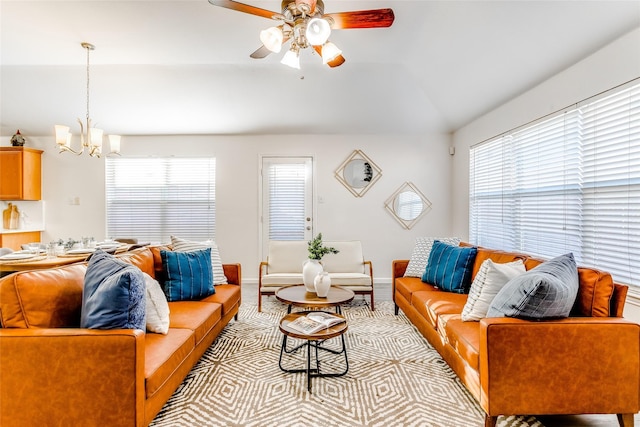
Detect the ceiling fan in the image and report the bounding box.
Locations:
[208,0,395,69]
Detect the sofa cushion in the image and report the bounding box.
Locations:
[171,236,228,285]
[0,263,87,328]
[394,276,437,304]
[168,301,221,345]
[321,241,365,274]
[470,248,528,282]
[81,249,146,330]
[143,272,170,334]
[161,248,215,302]
[201,284,242,318]
[266,240,308,274]
[575,267,615,317]
[441,315,481,371]
[422,241,478,293]
[487,253,579,319]
[144,328,195,399]
[404,237,461,277]
[411,290,468,330]
[261,273,304,287]
[116,247,156,277]
[462,259,526,321]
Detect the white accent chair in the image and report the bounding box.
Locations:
[259,240,374,312]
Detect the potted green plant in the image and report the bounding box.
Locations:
[303,233,339,292]
[307,233,339,260]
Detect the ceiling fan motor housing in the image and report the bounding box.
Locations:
[284,0,324,17]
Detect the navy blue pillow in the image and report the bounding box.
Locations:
[81,249,146,330]
[422,241,478,293]
[161,248,215,302]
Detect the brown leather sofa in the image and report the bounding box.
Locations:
[393,244,640,427]
[0,246,242,427]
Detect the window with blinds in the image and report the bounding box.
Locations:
[470,81,640,286]
[105,157,216,245]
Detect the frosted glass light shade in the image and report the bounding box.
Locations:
[90,128,104,148]
[108,135,121,154]
[260,27,283,53]
[306,18,331,45]
[321,42,342,64]
[55,125,70,147]
[281,49,300,69]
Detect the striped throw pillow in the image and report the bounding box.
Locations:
[422,240,477,293]
[170,236,228,285]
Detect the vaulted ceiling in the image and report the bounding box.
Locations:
[1,0,639,137]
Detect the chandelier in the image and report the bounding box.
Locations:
[259,0,342,69]
[54,42,121,158]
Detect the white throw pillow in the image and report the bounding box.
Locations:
[461,258,526,321]
[170,235,228,285]
[404,237,461,277]
[143,272,170,334]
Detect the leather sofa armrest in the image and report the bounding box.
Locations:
[479,317,640,417]
[392,260,409,281]
[222,263,242,286]
[0,328,146,427]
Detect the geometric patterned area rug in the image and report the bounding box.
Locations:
[150,300,543,427]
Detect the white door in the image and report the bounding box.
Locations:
[260,156,314,258]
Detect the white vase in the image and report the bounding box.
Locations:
[302,259,323,292]
[314,271,331,297]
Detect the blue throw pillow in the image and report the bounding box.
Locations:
[161,248,215,302]
[81,249,146,330]
[422,241,478,293]
[487,253,579,319]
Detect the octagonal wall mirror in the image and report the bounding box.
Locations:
[334,149,382,197]
[384,182,432,229]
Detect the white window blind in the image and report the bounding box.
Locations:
[105,157,216,245]
[267,162,306,240]
[470,81,640,286]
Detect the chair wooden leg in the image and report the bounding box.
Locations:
[370,290,375,311]
[258,291,262,312]
[618,413,634,427]
[485,415,497,427]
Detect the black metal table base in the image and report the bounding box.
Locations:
[278,333,349,392]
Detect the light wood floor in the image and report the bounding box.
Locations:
[243,282,638,426]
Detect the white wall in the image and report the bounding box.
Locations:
[451,27,640,321]
[2,132,453,283]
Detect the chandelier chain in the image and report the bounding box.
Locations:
[86,44,91,122]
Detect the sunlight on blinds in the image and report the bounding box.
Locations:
[470,81,640,286]
[106,157,216,245]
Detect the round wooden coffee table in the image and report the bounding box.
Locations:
[278,310,349,393]
[275,284,355,314]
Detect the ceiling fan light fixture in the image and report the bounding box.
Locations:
[260,26,284,53]
[281,48,301,69]
[306,17,331,45]
[321,41,342,64]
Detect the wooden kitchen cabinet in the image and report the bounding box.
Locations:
[0,231,41,251]
[0,147,43,200]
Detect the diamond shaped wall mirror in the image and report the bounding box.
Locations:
[334,150,382,197]
[384,181,432,229]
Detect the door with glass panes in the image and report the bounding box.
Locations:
[260,156,313,259]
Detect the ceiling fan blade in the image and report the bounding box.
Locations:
[312,45,345,68]
[208,0,280,20]
[250,45,272,59]
[325,8,395,29]
[326,54,345,68]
